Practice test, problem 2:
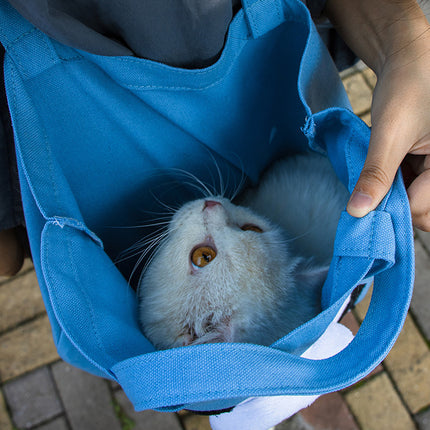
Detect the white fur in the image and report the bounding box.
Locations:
[239,152,349,265]
[137,152,348,350]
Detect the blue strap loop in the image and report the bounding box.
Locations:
[242,0,308,39]
[0,1,62,78]
[242,0,285,38]
[0,1,34,46]
[334,210,395,267]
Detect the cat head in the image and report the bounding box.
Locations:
[137,197,324,349]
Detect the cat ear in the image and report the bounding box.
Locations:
[294,260,330,290]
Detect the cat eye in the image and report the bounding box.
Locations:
[240,224,263,233]
[191,246,217,268]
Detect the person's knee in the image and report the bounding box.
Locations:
[0,227,24,277]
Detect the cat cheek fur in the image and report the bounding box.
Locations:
[138,217,297,349]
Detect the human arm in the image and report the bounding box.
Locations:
[324,0,430,230]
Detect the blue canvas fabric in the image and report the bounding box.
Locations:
[0,0,414,414]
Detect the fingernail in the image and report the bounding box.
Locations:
[347,190,373,218]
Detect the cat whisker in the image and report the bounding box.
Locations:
[126,229,169,251]
[228,155,247,202]
[115,227,170,264]
[206,151,226,198]
[150,190,181,214]
[138,208,176,217]
[181,181,214,198]
[130,220,171,229]
[230,170,246,202]
[131,228,176,286]
[126,237,168,283]
[270,227,319,247]
[140,228,175,274]
[287,225,323,244]
[107,219,171,229]
[167,168,216,198]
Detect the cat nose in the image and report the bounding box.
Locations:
[203,200,222,210]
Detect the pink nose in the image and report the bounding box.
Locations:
[203,200,222,210]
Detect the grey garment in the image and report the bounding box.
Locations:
[7,0,241,68]
[7,0,331,68]
[1,0,350,232]
[305,0,327,19]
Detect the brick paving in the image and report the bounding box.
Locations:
[0,64,429,430]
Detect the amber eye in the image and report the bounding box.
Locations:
[191,246,217,268]
[240,224,263,233]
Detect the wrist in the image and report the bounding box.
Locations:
[324,0,429,76]
[378,13,430,77]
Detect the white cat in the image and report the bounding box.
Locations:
[137,152,349,350]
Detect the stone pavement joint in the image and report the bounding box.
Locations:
[0,270,46,334]
[114,389,183,430]
[0,271,45,332]
[180,413,212,430]
[415,407,430,430]
[0,315,59,382]
[411,238,430,341]
[0,389,13,430]
[300,392,359,430]
[276,413,313,429]
[345,373,416,430]
[34,416,69,430]
[3,366,63,429]
[415,229,430,256]
[383,314,430,413]
[52,361,122,430]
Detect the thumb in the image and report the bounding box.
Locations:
[346,144,404,218]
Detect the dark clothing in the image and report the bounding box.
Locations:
[7,0,242,68]
[0,0,355,231]
[0,45,24,230]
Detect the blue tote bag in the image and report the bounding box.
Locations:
[0,0,414,413]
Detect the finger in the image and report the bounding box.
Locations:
[407,169,430,232]
[347,140,406,218]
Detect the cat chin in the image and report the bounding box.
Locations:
[180,327,234,347]
[150,325,234,350]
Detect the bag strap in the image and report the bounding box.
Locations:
[113,265,412,411]
[0,0,71,79]
[1,0,413,411]
[112,111,414,411]
[242,0,308,39]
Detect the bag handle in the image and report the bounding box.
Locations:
[242,0,309,39]
[113,256,412,411]
[0,0,77,79]
[2,0,412,411]
[37,107,412,412]
[112,112,414,411]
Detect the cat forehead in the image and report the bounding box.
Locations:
[159,197,288,271]
[170,197,271,229]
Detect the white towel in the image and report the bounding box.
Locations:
[209,304,354,430]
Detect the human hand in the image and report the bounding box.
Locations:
[346,25,430,231]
